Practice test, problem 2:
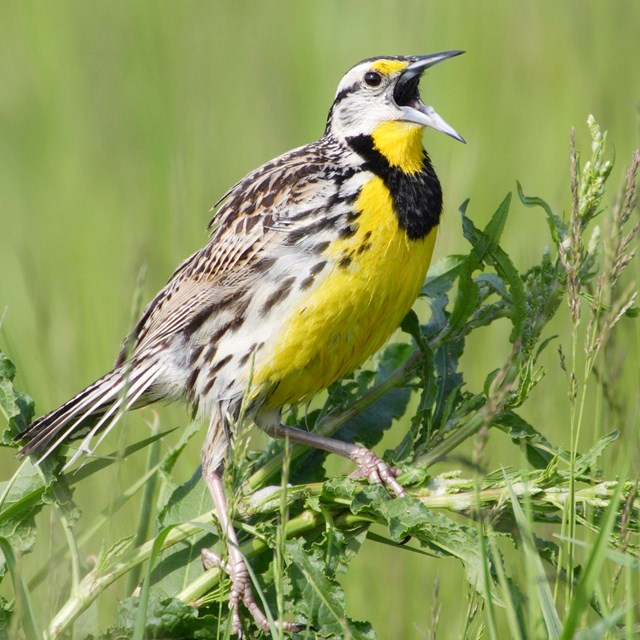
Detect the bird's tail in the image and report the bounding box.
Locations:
[17,359,163,467]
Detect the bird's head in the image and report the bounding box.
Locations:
[325,51,464,143]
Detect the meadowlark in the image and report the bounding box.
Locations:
[18,50,464,634]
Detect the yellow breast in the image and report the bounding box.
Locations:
[253,174,437,408]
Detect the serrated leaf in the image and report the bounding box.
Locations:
[445,260,479,336]
[445,199,519,338]
[0,381,19,423]
[517,181,566,245]
[494,411,555,469]
[0,352,35,444]
[0,458,56,576]
[110,595,218,639]
[0,355,16,382]
[570,430,619,478]
[420,254,466,298]
[289,343,415,484]
[463,193,511,251]
[287,538,375,639]
[326,480,498,603]
[520,253,564,357]
[460,196,527,342]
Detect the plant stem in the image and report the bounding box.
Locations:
[126,419,162,594]
[47,517,210,638]
[46,466,636,639]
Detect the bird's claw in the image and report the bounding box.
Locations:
[201,547,301,636]
[349,447,405,497]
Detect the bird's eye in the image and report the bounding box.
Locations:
[364,71,382,87]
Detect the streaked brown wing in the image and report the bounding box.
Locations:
[117,139,345,361]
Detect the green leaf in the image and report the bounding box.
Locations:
[567,430,619,479]
[460,195,527,342]
[158,468,209,529]
[327,479,498,602]
[286,342,416,484]
[0,355,16,382]
[0,352,35,444]
[93,535,135,578]
[0,596,12,640]
[0,537,43,640]
[400,309,421,343]
[152,469,217,601]
[107,595,218,639]
[333,342,414,449]
[494,411,555,468]
[0,458,56,576]
[517,181,566,246]
[462,193,511,251]
[520,253,564,359]
[134,526,178,640]
[155,420,203,520]
[420,254,466,298]
[287,537,375,639]
[446,195,519,339]
[445,259,479,337]
[0,381,19,425]
[65,427,178,484]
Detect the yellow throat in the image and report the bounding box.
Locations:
[253,122,438,407]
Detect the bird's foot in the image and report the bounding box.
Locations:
[201,548,301,637]
[349,447,405,497]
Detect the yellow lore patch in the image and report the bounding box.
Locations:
[370,59,409,75]
[254,176,437,408]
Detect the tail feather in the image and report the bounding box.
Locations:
[63,363,162,468]
[17,362,163,464]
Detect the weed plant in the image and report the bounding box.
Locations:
[1,119,639,639]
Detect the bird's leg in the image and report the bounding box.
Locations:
[201,466,300,636]
[256,418,405,497]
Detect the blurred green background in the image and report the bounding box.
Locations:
[1,1,639,637]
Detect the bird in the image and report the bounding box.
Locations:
[17,50,464,635]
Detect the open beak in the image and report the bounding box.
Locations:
[394,50,465,143]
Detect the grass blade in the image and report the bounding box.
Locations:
[558,475,625,640]
[0,536,43,640]
[503,471,562,639]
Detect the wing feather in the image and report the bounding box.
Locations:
[120,136,350,359]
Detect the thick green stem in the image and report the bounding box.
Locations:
[179,510,375,605]
[46,466,635,639]
[47,517,210,639]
